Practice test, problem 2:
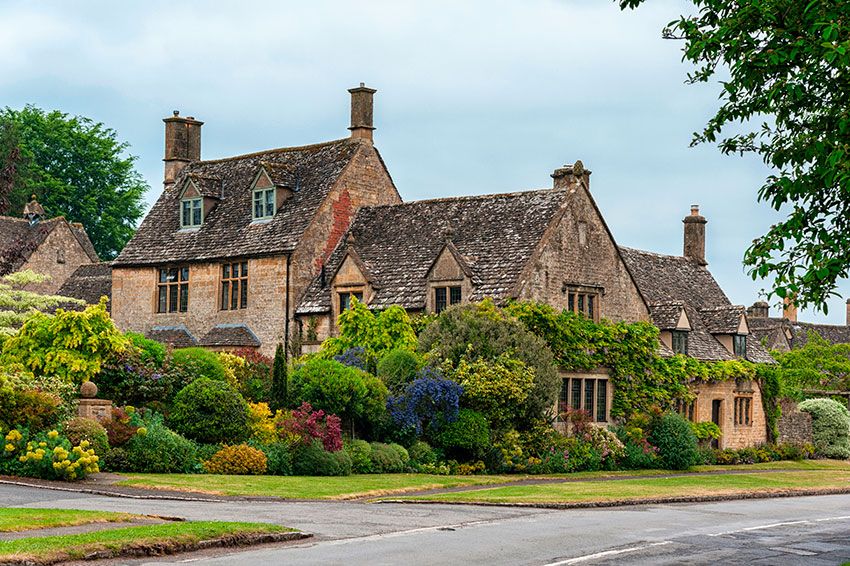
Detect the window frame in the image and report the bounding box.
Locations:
[733,396,753,426]
[566,288,600,322]
[180,197,203,229]
[433,285,462,313]
[156,266,190,314]
[338,290,363,312]
[671,330,689,355]
[252,188,276,220]
[557,376,609,423]
[675,399,696,421]
[220,261,249,311]
[733,334,747,357]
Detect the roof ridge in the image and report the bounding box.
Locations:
[364,187,561,210]
[196,138,356,165]
[619,246,696,262]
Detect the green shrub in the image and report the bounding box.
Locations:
[168,378,250,444]
[126,332,166,367]
[170,347,228,382]
[290,358,388,434]
[408,441,437,466]
[0,428,100,481]
[63,417,109,457]
[203,444,268,475]
[345,439,373,474]
[389,442,409,464]
[369,442,406,473]
[433,409,491,460]
[690,421,722,446]
[798,398,850,459]
[377,349,421,394]
[124,416,197,473]
[192,442,224,464]
[648,412,698,470]
[292,441,352,476]
[453,355,535,432]
[262,441,293,476]
[0,388,60,432]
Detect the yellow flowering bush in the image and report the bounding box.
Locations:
[0,428,99,481]
[217,352,244,389]
[246,402,277,445]
[203,444,267,475]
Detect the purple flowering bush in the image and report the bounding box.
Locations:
[387,369,463,436]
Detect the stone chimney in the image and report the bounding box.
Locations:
[22,194,45,226]
[783,296,798,323]
[683,205,707,266]
[348,83,376,143]
[552,160,591,191]
[748,301,769,319]
[163,111,203,188]
[845,298,850,326]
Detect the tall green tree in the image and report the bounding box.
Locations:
[0,105,148,259]
[271,342,288,410]
[619,0,850,311]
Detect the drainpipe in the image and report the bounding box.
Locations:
[285,253,291,362]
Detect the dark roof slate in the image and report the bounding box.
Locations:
[791,322,850,348]
[114,138,366,266]
[198,324,261,348]
[57,263,112,309]
[620,247,774,364]
[297,188,567,313]
[648,301,685,330]
[146,325,197,349]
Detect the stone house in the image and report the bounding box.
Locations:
[0,196,99,294]
[747,299,850,352]
[110,85,401,356]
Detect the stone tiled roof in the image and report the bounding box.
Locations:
[699,305,745,334]
[146,325,198,349]
[186,174,223,199]
[198,324,261,348]
[791,322,850,348]
[114,138,367,266]
[648,301,685,330]
[297,188,567,313]
[57,263,112,309]
[620,247,774,364]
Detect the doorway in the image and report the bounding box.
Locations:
[711,400,723,449]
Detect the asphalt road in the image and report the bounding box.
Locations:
[5,483,850,565]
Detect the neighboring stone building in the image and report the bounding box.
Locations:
[0,196,99,294]
[619,207,775,449]
[747,299,850,352]
[57,262,113,311]
[110,85,401,356]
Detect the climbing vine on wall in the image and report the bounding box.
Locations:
[504,301,764,421]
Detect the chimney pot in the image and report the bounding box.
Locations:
[845,298,850,326]
[552,160,591,191]
[747,301,769,319]
[683,205,707,266]
[348,83,377,143]
[783,296,798,323]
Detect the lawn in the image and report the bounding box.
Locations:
[0,509,137,533]
[117,472,520,499]
[392,467,850,505]
[0,520,293,564]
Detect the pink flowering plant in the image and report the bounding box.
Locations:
[277,402,342,452]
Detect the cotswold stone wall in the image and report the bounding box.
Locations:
[515,186,649,324]
[24,222,94,295]
[692,379,767,449]
[777,398,813,445]
[111,256,288,357]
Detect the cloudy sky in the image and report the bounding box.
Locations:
[2,0,846,323]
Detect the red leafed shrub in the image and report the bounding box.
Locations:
[278,402,342,452]
[103,407,139,448]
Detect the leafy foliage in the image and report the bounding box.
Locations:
[123,413,197,473]
[0,270,85,334]
[771,332,850,396]
[1,428,100,481]
[168,378,250,444]
[63,417,109,458]
[0,105,147,259]
[1,299,127,383]
[203,444,268,475]
[419,300,558,423]
[452,355,534,432]
[270,343,288,410]
[277,401,343,452]
[229,348,273,403]
[798,397,850,459]
[291,440,352,476]
[619,0,850,310]
[648,412,699,470]
[170,348,227,383]
[377,348,422,394]
[433,409,491,460]
[386,371,463,436]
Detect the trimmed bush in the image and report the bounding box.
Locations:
[203,444,268,475]
[170,347,228,382]
[262,441,293,476]
[369,442,405,473]
[292,441,352,476]
[63,417,109,457]
[168,378,250,444]
[377,349,421,394]
[798,398,850,459]
[126,332,166,367]
[345,439,373,474]
[433,409,491,460]
[0,388,60,432]
[103,407,139,448]
[408,441,437,467]
[648,412,699,470]
[124,416,197,473]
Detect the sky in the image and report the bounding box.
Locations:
[1,0,847,324]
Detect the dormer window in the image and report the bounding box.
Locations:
[672,330,689,355]
[733,334,747,357]
[181,197,202,228]
[253,188,276,220]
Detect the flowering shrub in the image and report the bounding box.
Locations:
[334,347,367,371]
[387,371,463,436]
[228,349,273,402]
[203,444,268,475]
[1,428,99,481]
[277,402,342,452]
[63,417,109,458]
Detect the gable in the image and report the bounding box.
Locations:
[333,253,369,287]
[428,243,469,282]
[252,169,275,190]
[515,184,649,323]
[676,309,691,330]
[180,180,201,199]
[737,314,749,335]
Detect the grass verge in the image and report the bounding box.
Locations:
[390,468,850,505]
[0,521,295,565]
[0,508,138,533]
[116,473,520,499]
